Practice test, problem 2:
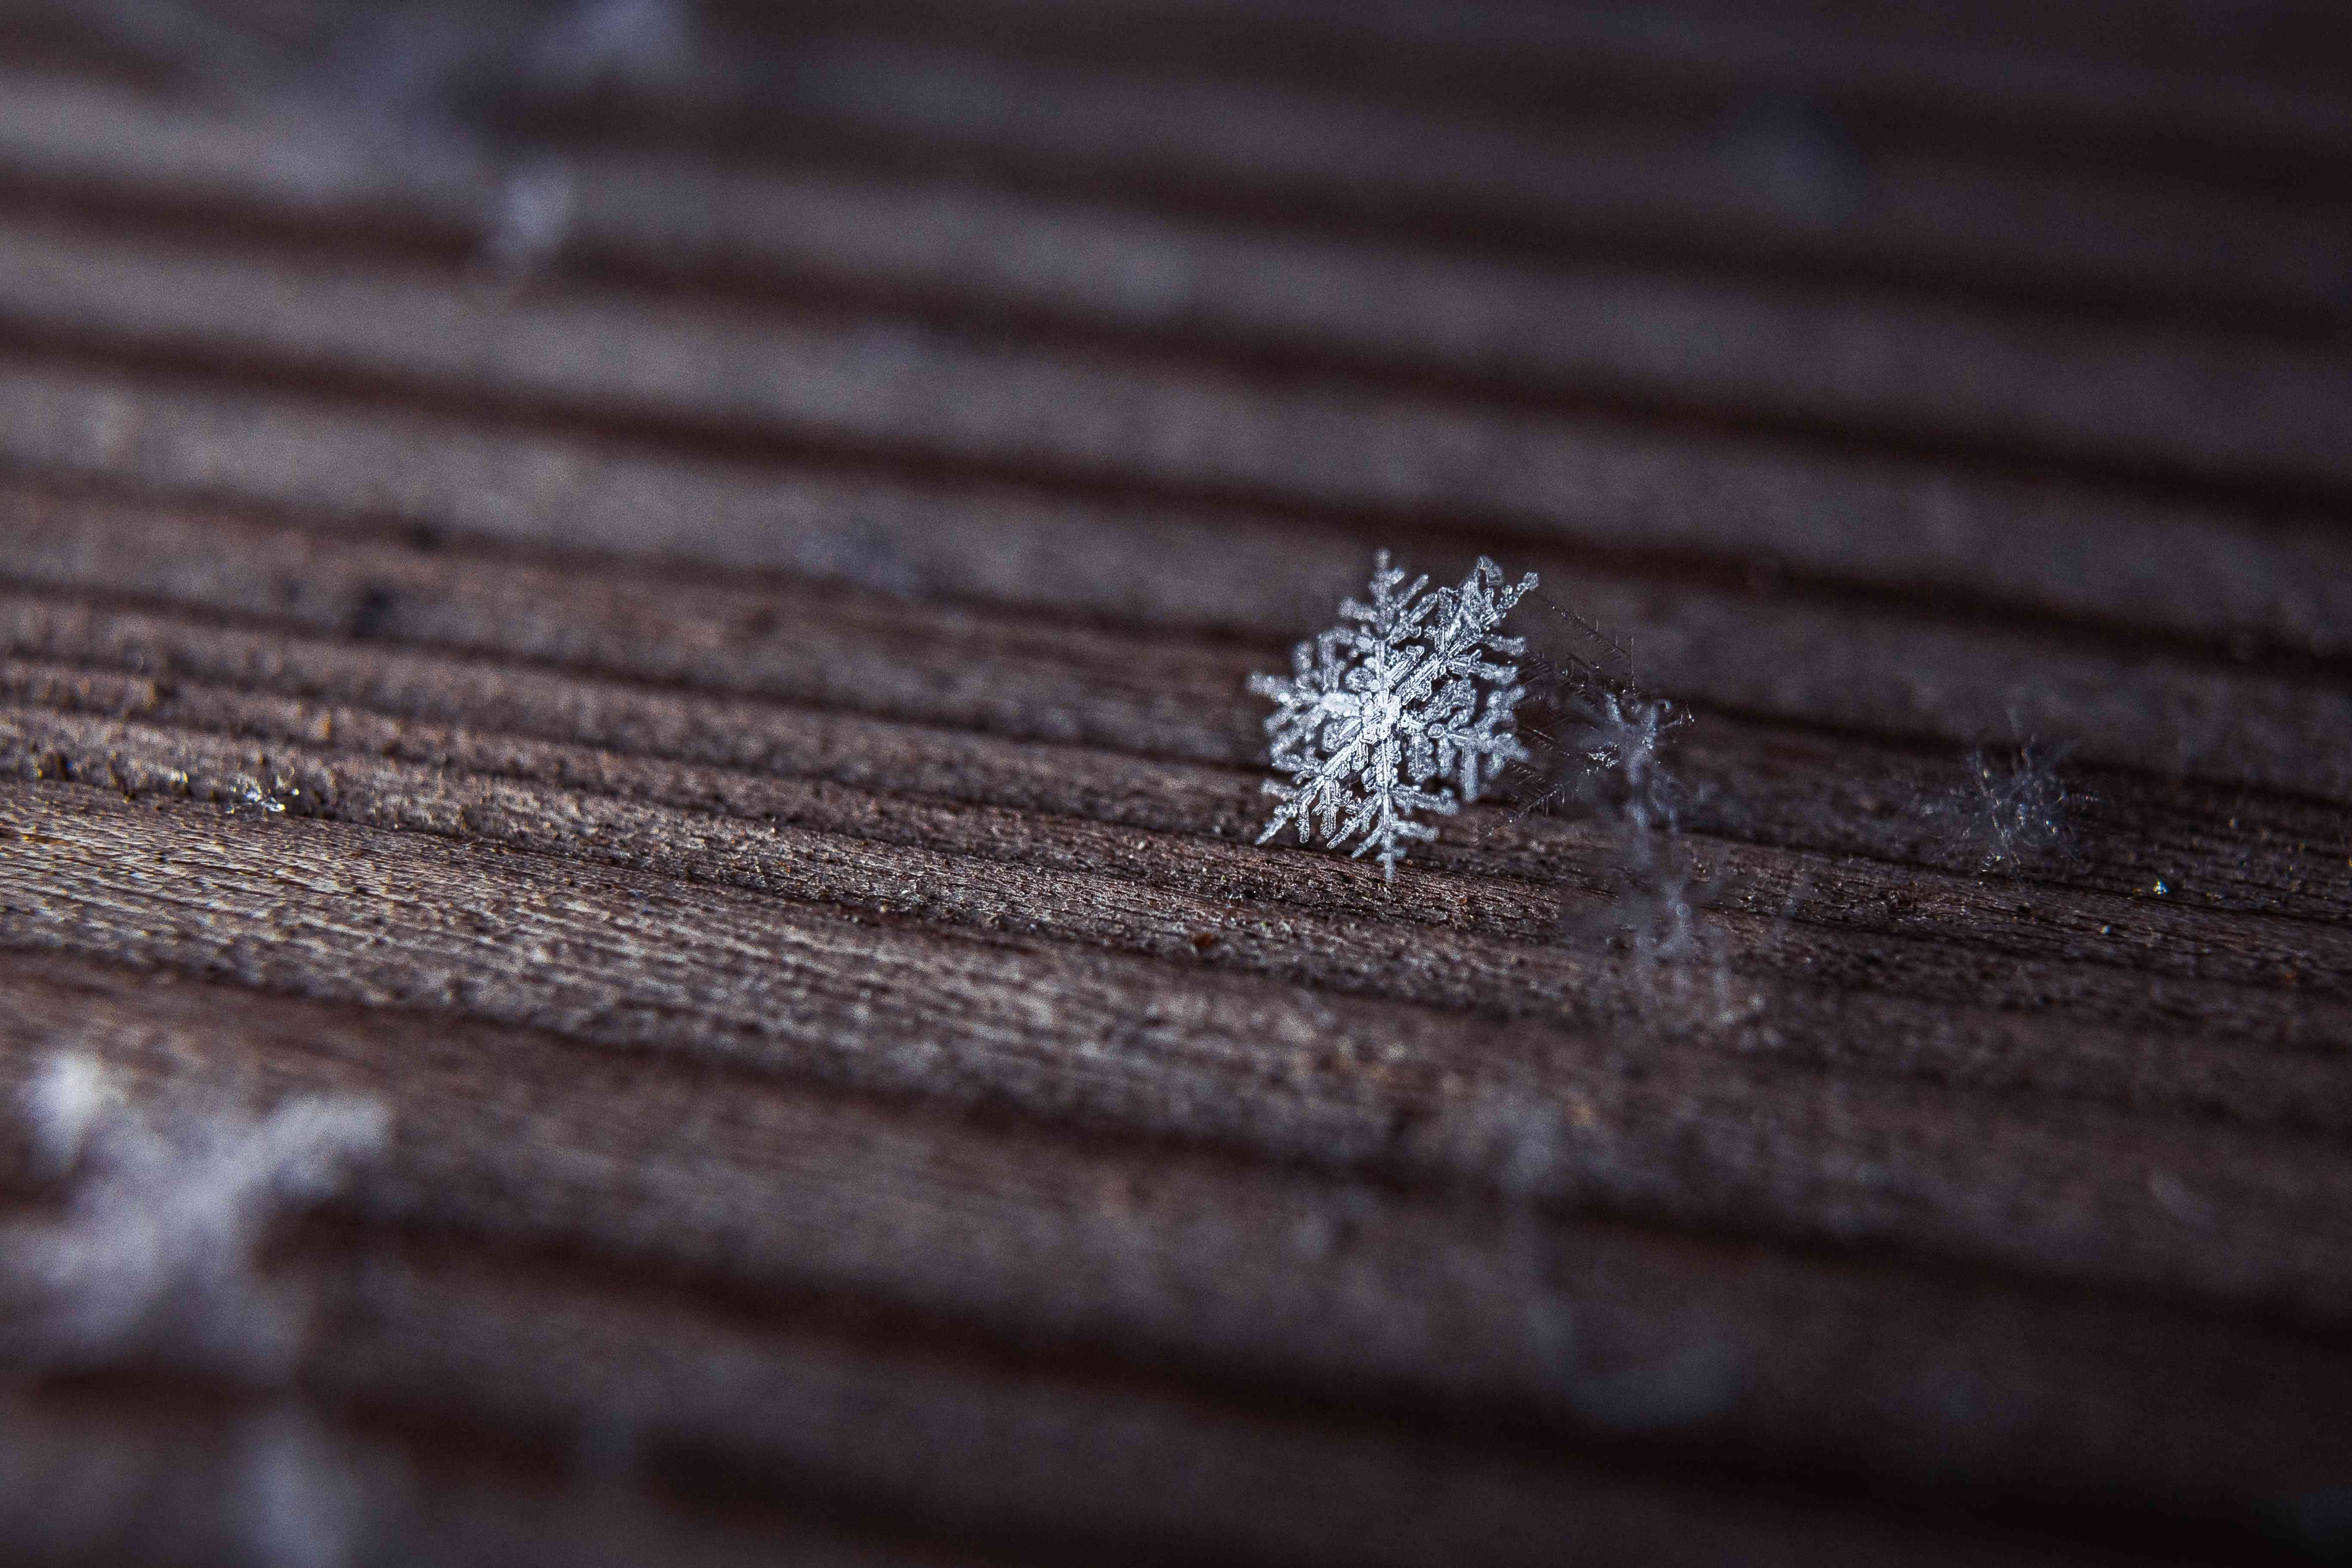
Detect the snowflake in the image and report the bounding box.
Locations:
[1512,595,1688,832]
[3,1056,386,1379]
[1250,553,1537,879]
[1935,741,2083,874]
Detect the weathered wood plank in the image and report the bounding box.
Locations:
[1,6,2345,1560]
[7,354,2350,664]
[1,204,2344,511]
[10,667,2352,1089]
[6,782,2352,1330]
[675,0,2352,171]
[4,946,2347,1529]
[9,18,2347,334]
[0,1382,958,1567]
[10,491,2352,810]
[308,1242,2074,1568]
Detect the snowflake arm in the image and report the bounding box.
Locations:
[1428,681,1531,802]
[1250,553,1537,880]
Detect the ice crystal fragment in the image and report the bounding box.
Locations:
[1934,740,2081,874]
[1511,595,1688,831]
[1251,553,1537,879]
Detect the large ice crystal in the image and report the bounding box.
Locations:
[1250,553,1537,880]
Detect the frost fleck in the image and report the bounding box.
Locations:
[229,772,291,815]
[480,160,578,281]
[1250,553,1537,880]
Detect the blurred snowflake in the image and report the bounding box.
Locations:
[1509,595,1689,831]
[1,1056,385,1380]
[1934,740,2083,874]
[1510,593,1753,1029]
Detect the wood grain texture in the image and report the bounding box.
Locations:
[0,4,2346,1564]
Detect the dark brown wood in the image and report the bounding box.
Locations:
[0,5,2347,1563]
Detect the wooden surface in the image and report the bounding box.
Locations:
[0,3,2347,1562]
